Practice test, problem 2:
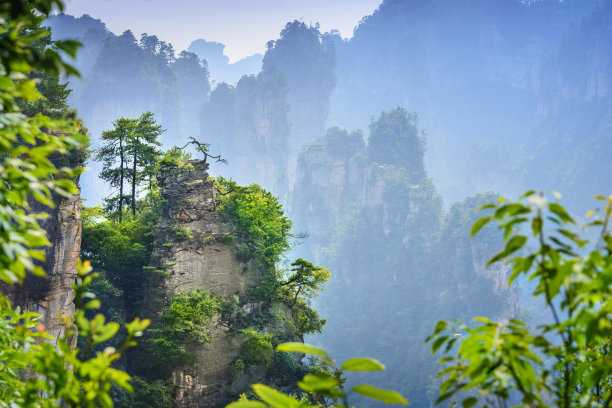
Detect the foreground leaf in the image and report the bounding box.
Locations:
[252,384,300,408]
[276,342,327,357]
[352,384,408,404]
[341,357,385,371]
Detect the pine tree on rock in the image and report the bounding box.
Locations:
[96,117,136,223]
[127,111,163,215]
[97,112,163,220]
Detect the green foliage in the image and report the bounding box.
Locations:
[427,192,612,407]
[227,343,408,407]
[0,0,86,284]
[215,178,328,337]
[81,189,165,320]
[368,108,426,183]
[171,225,193,240]
[96,111,163,219]
[0,2,154,406]
[0,260,150,408]
[219,233,236,244]
[240,329,274,365]
[155,146,193,170]
[266,351,311,386]
[275,259,329,336]
[127,112,164,209]
[82,205,105,226]
[118,377,174,408]
[148,290,221,366]
[290,300,327,336]
[97,117,135,220]
[281,259,330,306]
[143,265,171,277]
[318,127,365,161]
[216,177,292,265]
[230,359,247,378]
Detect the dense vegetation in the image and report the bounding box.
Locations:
[0,1,148,406]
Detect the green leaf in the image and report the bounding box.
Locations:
[297,373,339,393]
[225,401,268,408]
[341,357,385,371]
[519,190,536,199]
[433,320,447,335]
[431,336,449,355]
[531,216,542,237]
[470,216,491,237]
[462,397,478,407]
[84,299,101,310]
[252,384,300,408]
[549,202,574,224]
[94,322,120,344]
[276,342,327,357]
[487,235,527,266]
[352,384,408,405]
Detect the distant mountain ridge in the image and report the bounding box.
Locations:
[328,0,603,205]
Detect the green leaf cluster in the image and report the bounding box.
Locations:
[0,259,150,408]
[81,191,163,319]
[228,342,408,407]
[239,329,275,365]
[171,225,193,240]
[279,259,330,336]
[0,0,87,284]
[428,192,612,407]
[0,2,152,406]
[155,146,193,170]
[216,177,292,265]
[148,290,221,366]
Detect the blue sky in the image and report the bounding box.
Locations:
[63,0,382,62]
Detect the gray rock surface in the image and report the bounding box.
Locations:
[4,190,82,346]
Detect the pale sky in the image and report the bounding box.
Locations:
[63,0,382,62]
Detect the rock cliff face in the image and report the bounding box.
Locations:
[4,191,82,344]
[293,141,364,259]
[143,160,298,408]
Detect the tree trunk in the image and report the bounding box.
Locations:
[132,142,137,216]
[119,136,124,223]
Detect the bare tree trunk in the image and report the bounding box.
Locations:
[119,137,124,223]
[132,144,137,216]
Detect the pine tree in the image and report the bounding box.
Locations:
[126,111,163,215]
[96,117,136,222]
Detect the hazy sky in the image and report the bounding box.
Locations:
[63,0,382,62]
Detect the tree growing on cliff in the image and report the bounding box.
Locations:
[97,112,163,220]
[281,259,330,307]
[180,136,226,164]
[368,108,426,184]
[97,117,135,222]
[127,111,163,215]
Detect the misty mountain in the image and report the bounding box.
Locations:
[328,0,600,204]
[188,39,262,85]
